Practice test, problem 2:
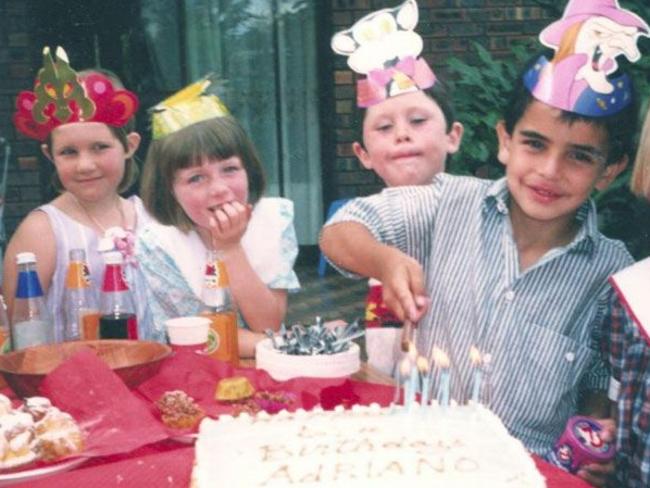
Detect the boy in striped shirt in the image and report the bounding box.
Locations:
[321,1,647,486]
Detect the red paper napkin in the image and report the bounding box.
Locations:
[40,348,169,457]
[136,351,395,433]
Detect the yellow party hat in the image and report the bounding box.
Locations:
[150,76,229,139]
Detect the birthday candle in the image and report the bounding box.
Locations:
[433,347,451,407]
[397,357,411,407]
[470,346,482,404]
[406,343,419,409]
[417,356,430,406]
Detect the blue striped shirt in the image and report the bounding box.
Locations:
[325,174,633,455]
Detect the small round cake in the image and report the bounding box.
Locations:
[255,338,360,381]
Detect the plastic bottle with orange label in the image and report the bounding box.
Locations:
[200,249,239,366]
[63,249,100,341]
[0,294,11,353]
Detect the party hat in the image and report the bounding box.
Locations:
[331,0,436,108]
[149,76,230,140]
[13,46,139,141]
[524,0,649,117]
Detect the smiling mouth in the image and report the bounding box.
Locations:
[530,185,560,200]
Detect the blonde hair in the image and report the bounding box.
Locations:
[551,22,583,64]
[631,107,650,199]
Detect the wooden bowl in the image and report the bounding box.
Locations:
[0,340,171,398]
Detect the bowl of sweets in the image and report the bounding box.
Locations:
[0,340,172,397]
[256,318,362,381]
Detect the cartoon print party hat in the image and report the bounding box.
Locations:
[13,46,139,141]
[149,76,230,140]
[524,0,649,117]
[331,0,436,108]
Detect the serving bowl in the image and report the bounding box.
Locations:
[0,340,171,397]
[255,338,360,381]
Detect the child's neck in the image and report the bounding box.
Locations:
[509,209,578,272]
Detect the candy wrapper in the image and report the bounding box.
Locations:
[39,349,169,457]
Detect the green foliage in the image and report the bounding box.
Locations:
[443,21,650,258]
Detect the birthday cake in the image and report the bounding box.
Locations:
[191,402,545,487]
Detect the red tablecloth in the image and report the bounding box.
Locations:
[3,352,594,487]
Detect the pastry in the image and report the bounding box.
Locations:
[215,377,255,402]
[156,390,205,429]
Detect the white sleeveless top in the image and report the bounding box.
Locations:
[38,196,152,342]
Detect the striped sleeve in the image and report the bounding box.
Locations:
[322,183,443,278]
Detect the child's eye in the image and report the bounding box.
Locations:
[567,150,597,165]
[58,147,77,156]
[222,165,242,174]
[187,174,205,184]
[375,124,392,132]
[410,116,428,125]
[523,139,545,151]
[92,142,111,151]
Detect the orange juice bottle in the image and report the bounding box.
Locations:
[0,294,10,353]
[63,249,99,341]
[200,250,239,366]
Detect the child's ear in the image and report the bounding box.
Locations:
[445,122,464,154]
[352,141,373,170]
[495,121,512,167]
[40,144,53,162]
[595,155,628,191]
[125,132,141,158]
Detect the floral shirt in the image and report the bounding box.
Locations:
[136,197,300,340]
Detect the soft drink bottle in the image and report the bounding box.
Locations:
[99,251,137,340]
[200,249,239,366]
[63,249,100,341]
[11,252,54,349]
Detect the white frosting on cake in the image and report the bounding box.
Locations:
[192,402,546,487]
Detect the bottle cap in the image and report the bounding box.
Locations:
[16,252,36,264]
[102,251,124,265]
[69,248,86,262]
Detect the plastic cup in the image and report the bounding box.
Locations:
[165,316,211,354]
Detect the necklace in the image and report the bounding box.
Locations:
[70,194,127,234]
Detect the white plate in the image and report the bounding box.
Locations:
[0,457,86,486]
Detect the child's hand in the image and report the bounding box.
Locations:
[576,417,616,488]
[378,250,429,323]
[209,201,252,251]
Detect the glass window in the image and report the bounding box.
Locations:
[141,0,323,244]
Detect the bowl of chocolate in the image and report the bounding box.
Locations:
[0,340,172,397]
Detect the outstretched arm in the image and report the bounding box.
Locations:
[320,222,427,322]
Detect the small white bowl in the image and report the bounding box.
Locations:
[255,338,360,381]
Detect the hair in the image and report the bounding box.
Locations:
[630,106,650,199]
[352,80,458,148]
[502,53,639,167]
[141,116,266,231]
[46,68,139,193]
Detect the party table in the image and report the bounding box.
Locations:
[5,357,593,488]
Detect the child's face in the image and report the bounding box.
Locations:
[172,155,249,230]
[496,100,626,229]
[353,90,462,187]
[45,122,139,202]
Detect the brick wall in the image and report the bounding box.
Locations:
[0,0,41,241]
[327,0,554,200]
